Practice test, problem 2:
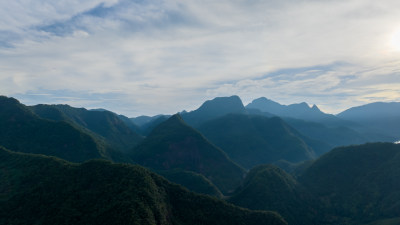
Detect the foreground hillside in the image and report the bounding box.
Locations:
[229,142,400,225]
[230,165,319,225]
[299,142,400,224]
[0,147,286,225]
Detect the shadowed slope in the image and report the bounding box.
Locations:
[198,114,317,168]
[31,104,143,153]
[299,143,400,224]
[132,114,246,194]
[230,165,318,225]
[0,96,112,162]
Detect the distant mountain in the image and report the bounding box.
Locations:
[0,147,287,225]
[131,114,167,127]
[31,104,143,153]
[116,114,143,134]
[139,115,170,136]
[0,96,122,162]
[181,96,247,126]
[246,97,396,147]
[198,114,320,169]
[131,114,246,194]
[230,165,318,225]
[337,102,400,140]
[246,97,341,124]
[299,142,400,224]
[283,118,370,148]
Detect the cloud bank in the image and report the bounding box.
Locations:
[1,0,400,116]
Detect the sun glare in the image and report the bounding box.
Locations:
[390,30,400,51]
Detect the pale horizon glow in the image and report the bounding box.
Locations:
[1,0,400,117]
[391,29,400,52]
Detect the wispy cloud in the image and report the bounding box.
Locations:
[1,0,400,116]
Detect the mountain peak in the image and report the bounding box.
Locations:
[0,96,20,105]
[246,97,336,122]
[181,96,246,126]
[248,97,282,107]
[198,95,245,112]
[289,102,310,109]
[311,104,320,111]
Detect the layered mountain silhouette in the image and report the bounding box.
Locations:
[137,115,170,136]
[131,114,167,127]
[337,102,400,140]
[246,97,338,123]
[31,104,143,153]
[247,97,396,147]
[131,114,246,194]
[3,94,400,225]
[181,95,247,126]
[0,96,122,162]
[283,118,368,147]
[0,147,287,225]
[198,114,321,168]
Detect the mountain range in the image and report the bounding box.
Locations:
[31,104,143,153]
[337,102,400,139]
[246,97,336,123]
[0,96,121,162]
[2,94,400,224]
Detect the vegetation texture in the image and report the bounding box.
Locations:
[0,147,287,225]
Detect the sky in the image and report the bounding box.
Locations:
[1,0,400,117]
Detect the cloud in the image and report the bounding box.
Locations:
[1,0,400,116]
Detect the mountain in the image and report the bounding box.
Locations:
[299,142,400,224]
[131,114,246,194]
[138,115,170,136]
[246,97,395,147]
[337,102,400,140]
[228,143,400,225]
[0,147,287,225]
[0,96,122,162]
[157,169,223,197]
[31,104,143,153]
[198,114,320,169]
[246,97,349,126]
[283,118,370,148]
[115,114,143,134]
[131,114,167,127]
[181,96,247,126]
[229,165,318,225]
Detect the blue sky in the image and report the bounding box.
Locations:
[1,0,400,116]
